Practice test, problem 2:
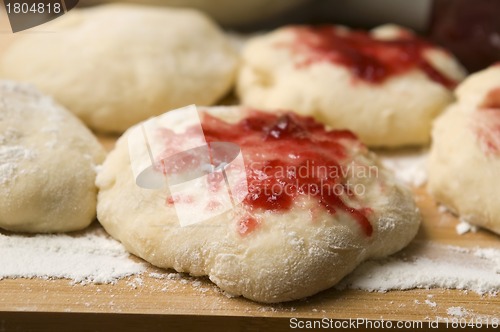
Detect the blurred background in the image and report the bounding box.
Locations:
[78,0,500,73]
[2,0,499,72]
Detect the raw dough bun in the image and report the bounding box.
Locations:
[428,65,500,235]
[0,81,105,233]
[96,106,421,303]
[0,4,238,133]
[82,0,308,27]
[237,24,466,147]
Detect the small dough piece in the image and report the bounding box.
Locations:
[97,106,421,303]
[0,4,238,133]
[428,64,500,235]
[0,81,105,233]
[237,24,466,147]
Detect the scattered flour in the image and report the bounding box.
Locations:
[147,272,185,281]
[337,241,500,295]
[447,306,468,317]
[456,219,478,235]
[424,299,437,308]
[437,205,449,214]
[127,277,144,289]
[0,139,497,302]
[0,227,145,283]
[0,144,36,185]
[378,148,428,187]
[148,272,165,279]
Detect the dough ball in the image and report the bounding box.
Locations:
[0,81,105,233]
[428,64,500,235]
[82,0,308,27]
[96,105,421,303]
[237,24,466,147]
[0,4,238,133]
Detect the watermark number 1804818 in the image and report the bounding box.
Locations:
[2,0,79,32]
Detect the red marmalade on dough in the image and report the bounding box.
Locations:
[201,110,373,237]
[286,25,457,89]
[476,87,500,155]
[481,87,500,109]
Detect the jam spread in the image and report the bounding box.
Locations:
[201,110,373,236]
[476,87,500,155]
[481,87,500,109]
[286,26,457,89]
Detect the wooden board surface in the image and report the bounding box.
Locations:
[0,9,498,329]
[0,136,498,324]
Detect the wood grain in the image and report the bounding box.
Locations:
[0,138,498,324]
[0,9,498,331]
[0,136,500,330]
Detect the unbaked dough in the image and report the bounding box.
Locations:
[237,24,466,147]
[428,64,500,235]
[0,4,238,133]
[0,81,105,233]
[96,105,421,303]
[82,0,308,27]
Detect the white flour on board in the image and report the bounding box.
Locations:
[0,226,145,283]
[337,241,500,295]
[447,306,468,317]
[456,219,478,235]
[0,146,498,297]
[1,226,498,297]
[378,148,428,187]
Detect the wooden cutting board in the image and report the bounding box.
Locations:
[0,136,498,325]
[0,9,498,331]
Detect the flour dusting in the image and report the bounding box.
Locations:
[456,220,478,235]
[0,226,145,283]
[378,148,428,187]
[447,306,468,317]
[0,144,36,185]
[337,241,500,295]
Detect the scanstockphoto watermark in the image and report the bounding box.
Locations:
[289,317,500,329]
[2,1,80,33]
[248,160,379,181]
[129,105,248,227]
[247,161,379,197]
[290,318,425,329]
[128,105,381,228]
[290,318,424,329]
[248,178,368,197]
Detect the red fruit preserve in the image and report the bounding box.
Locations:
[201,110,373,237]
[286,25,457,89]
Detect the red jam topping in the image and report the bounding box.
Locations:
[476,87,500,155]
[286,26,457,89]
[201,110,373,237]
[238,216,259,236]
[480,87,500,109]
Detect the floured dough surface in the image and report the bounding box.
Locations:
[0,81,105,233]
[237,24,466,147]
[428,64,500,235]
[0,4,238,133]
[97,106,420,303]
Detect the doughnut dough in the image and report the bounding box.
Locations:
[0,81,105,233]
[428,65,500,235]
[96,106,421,303]
[0,4,238,133]
[237,24,466,147]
